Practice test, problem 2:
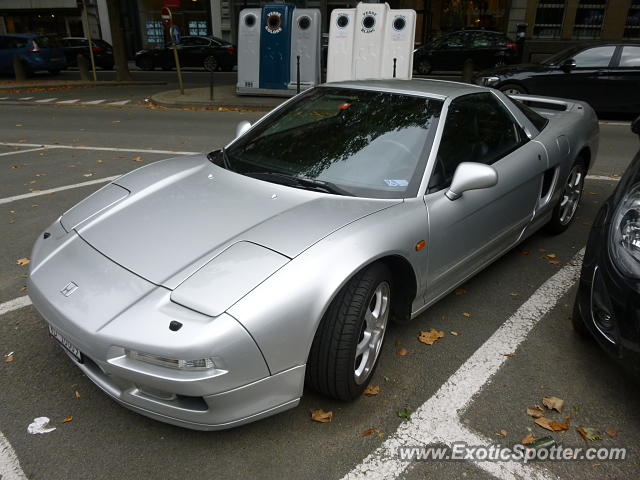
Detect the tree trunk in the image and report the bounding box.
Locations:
[106,0,132,81]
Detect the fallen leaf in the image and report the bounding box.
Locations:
[535,416,570,432]
[15,123,23,127]
[500,353,514,357]
[396,348,408,356]
[96,159,104,163]
[546,254,557,259]
[364,385,380,396]
[418,328,445,345]
[68,164,76,168]
[62,416,73,424]
[9,165,21,169]
[604,429,618,438]
[16,258,30,266]
[510,292,520,296]
[450,331,460,336]
[9,210,16,214]
[521,250,530,255]
[28,180,36,184]
[454,288,467,295]
[361,428,378,437]
[35,173,46,177]
[543,396,564,413]
[463,312,472,317]
[496,429,508,437]
[539,248,547,252]
[527,406,545,418]
[310,409,333,423]
[397,408,411,420]
[82,173,93,177]
[74,391,81,399]
[5,355,14,363]
[521,433,537,444]
[395,340,402,346]
[19,285,27,292]
[132,156,144,162]
[549,260,561,265]
[577,425,601,441]
[8,220,15,224]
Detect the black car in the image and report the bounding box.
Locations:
[475,43,640,114]
[413,30,518,75]
[135,35,236,72]
[62,37,113,70]
[573,116,640,374]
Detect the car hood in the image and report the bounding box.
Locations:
[63,155,400,289]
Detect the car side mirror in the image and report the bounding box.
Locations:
[632,116,640,136]
[235,120,251,138]
[561,58,576,72]
[445,162,498,200]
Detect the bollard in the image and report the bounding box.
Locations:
[296,55,301,94]
[77,54,92,81]
[393,58,397,78]
[462,58,474,83]
[12,55,28,81]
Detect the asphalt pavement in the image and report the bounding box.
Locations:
[0,100,639,480]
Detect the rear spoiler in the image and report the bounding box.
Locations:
[507,94,578,113]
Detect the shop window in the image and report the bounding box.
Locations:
[145,20,164,44]
[533,1,566,38]
[624,0,640,38]
[188,21,208,36]
[573,0,606,39]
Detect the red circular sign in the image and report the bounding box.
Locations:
[161,7,172,27]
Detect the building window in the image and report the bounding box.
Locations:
[625,0,640,38]
[188,20,208,35]
[573,0,606,39]
[145,21,164,44]
[533,1,566,38]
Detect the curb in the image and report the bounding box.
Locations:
[150,88,285,111]
[0,81,166,91]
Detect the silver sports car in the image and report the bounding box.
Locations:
[28,79,599,430]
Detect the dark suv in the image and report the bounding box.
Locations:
[413,30,518,75]
[62,37,114,70]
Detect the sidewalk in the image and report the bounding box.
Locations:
[0,79,165,91]
[150,84,287,110]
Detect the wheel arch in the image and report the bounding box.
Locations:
[576,146,591,170]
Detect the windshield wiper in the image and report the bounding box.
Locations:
[244,171,353,196]
[206,148,232,170]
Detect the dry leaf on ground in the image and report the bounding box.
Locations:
[521,250,530,255]
[454,288,467,295]
[604,429,618,437]
[418,329,445,345]
[577,425,601,441]
[496,429,508,437]
[16,258,30,266]
[463,312,472,317]
[543,396,564,413]
[535,416,570,432]
[310,409,333,423]
[74,391,81,399]
[62,416,73,423]
[5,355,14,363]
[450,331,460,336]
[361,428,378,437]
[132,156,144,162]
[521,433,537,444]
[364,385,380,396]
[527,406,545,418]
[396,348,409,356]
[546,254,557,259]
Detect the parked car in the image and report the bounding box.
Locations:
[62,37,114,70]
[413,30,518,75]
[475,43,640,114]
[28,80,598,430]
[135,35,237,72]
[0,33,66,75]
[573,116,640,374]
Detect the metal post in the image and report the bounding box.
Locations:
[83,2,97,82]
[393,58,397,78]
[296,55,301,94]
[172,41,184,95]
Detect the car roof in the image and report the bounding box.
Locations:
[322,78,485,100]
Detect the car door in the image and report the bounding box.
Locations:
[605,45,640,113]
[423,92,546,303]
[431,32,467,70]
[188,37,213,68]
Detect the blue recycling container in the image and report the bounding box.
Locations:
[259,4,294,89]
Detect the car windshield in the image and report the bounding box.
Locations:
[222,87,443,199]
[541,46,583,65]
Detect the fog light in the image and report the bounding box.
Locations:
[126,350,216,370]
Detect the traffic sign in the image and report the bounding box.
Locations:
[170,25,181,45]
[161,7,172,27]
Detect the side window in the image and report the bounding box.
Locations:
[192,37,210,46]
[620,46,640,67]
[572,46,616,68]
[180,37,195,46]
[470,33,491,48]
[0,37,8,49]
[428,93,528,193]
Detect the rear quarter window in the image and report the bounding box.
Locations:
[510,98,549,132]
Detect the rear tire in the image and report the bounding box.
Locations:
[306,263,392,401]
[416,58,432,75]
[546,159,586,234]
[499,83,526,95]
[204,55,219,72]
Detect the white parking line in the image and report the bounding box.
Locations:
[0,147,47,157]
[586,174,620,181]
[0,296,31,316]
[598,121,631,126]
[0,431,27,480]
[0,142,199,156]
[35,98,57,103]
[56,99,80,104]
[0,176,119,205]
[82,99,106,105]
[17,97,33,101]
[344,250,584,480]
[107,100,130,105]
[0,97,9,100]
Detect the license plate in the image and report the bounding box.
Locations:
[48,324,83,362]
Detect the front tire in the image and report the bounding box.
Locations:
[499,83,526,95]
[546,159,586,234]
[203,55,218,72]
[416,58,432,75]
[306,263,392,401]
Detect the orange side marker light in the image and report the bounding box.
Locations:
[415,240,426,251]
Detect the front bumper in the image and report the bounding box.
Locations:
[574,202,640,373]
[28,223,303,430]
